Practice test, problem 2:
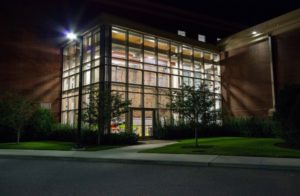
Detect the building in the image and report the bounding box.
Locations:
[1,7,299,138]
[220,9,300,117]
[61,14,222,137]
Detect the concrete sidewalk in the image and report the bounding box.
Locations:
[1,140,300,171]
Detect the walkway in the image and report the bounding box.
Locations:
[1,140,300,171]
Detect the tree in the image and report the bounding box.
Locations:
[275,85,300,147]
[0,94,36,143]
[168,84,216,146]
[82,88,131,145]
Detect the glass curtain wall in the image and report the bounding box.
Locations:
[110,26,222,135]
[61,28,100,126]
[61,25,221,134]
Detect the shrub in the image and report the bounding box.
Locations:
[222,117,279,138]
[102,132,138,145]
[48,124,76,142]
[24,108,54,140]
[275,85,300,147]
[49,124,138,145]
[154,117,279,139]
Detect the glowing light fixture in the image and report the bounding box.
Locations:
[252,31,257,35]
[66,32,77,41]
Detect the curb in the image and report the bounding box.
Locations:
[1,154,300,171]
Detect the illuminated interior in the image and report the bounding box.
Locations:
[61,25,221,137]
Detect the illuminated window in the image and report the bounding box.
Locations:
[111,66,126,83]
[204,52,212,60]
[158,73,169,87]
[83,70,91,85]
[194,49,203,59]
[171,43,180,53]
[129,61,142,69]
[158,53,169,66]
[144,36,155,49]
[128,69,142,84]
[112,27,126,42]
[112,58,126,67]
[158,39,169,51]
[144,94,156,108]
[144,50,156,64]
[129,32,142,45]
[129,47,142,62]
[182,46,192,57]
[144,71,156,86]
[129,93,142,107]
[112,43,126,59]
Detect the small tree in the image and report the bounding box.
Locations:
[0,94,36,143]
[82,88,131,145]
[168,84,215,146]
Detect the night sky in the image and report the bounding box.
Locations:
[1,0,299,44]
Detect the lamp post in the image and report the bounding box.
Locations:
[66,31,84,148]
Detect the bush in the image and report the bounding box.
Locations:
[222,117,279,138]
[24,108,54,140]
[275,85,300,147]
[48,124,138,145]
[48,124,76,142]
[154,117,280,139]
[102,132,138,145]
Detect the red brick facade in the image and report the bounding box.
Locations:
[0,31,61,121]
[221,40,274,117]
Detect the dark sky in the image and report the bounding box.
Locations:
[1,0,299,44]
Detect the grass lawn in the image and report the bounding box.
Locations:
[0,141,119,151]
[142,137,300,158]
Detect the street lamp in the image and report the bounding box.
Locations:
[66,31,84,149]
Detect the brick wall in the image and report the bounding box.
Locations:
[0,31,61,121]
[221,40,274,117]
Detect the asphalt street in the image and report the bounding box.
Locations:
[1,158,300,196]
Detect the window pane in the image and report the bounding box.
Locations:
[158,39,169,51]
[171,75,179,88]
[158,95,170,108]
[144,50,156,64]
[129,47,142,62]
[112,27,126,42]
[83,70,91,85]
[128,69,142,84]
[128,93,142,107]
[158,53,169,66]
[144,64,156,71]
[183,60,193,71]
[213,54,220,62]
[170,56,178,68]
[129,32,142,45]
[215,81,221,94]
[144,36,155,49]
[171,43,180,53]
[204,52,212,60]
[144,71,156,86]
[182,46,192,57]
[194,49,203,59]
[144,94,156,108]
[112,58,126,67]
[112,43,126,59]
[129,61,142,69]
[92,68,99,83]
[158,73,169,87]
[111,66,126,83]
[63,78,69,91]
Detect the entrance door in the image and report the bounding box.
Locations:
[131,109,154,138]
[144,110,154,137]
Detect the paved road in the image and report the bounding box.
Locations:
[1,158,300,196]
